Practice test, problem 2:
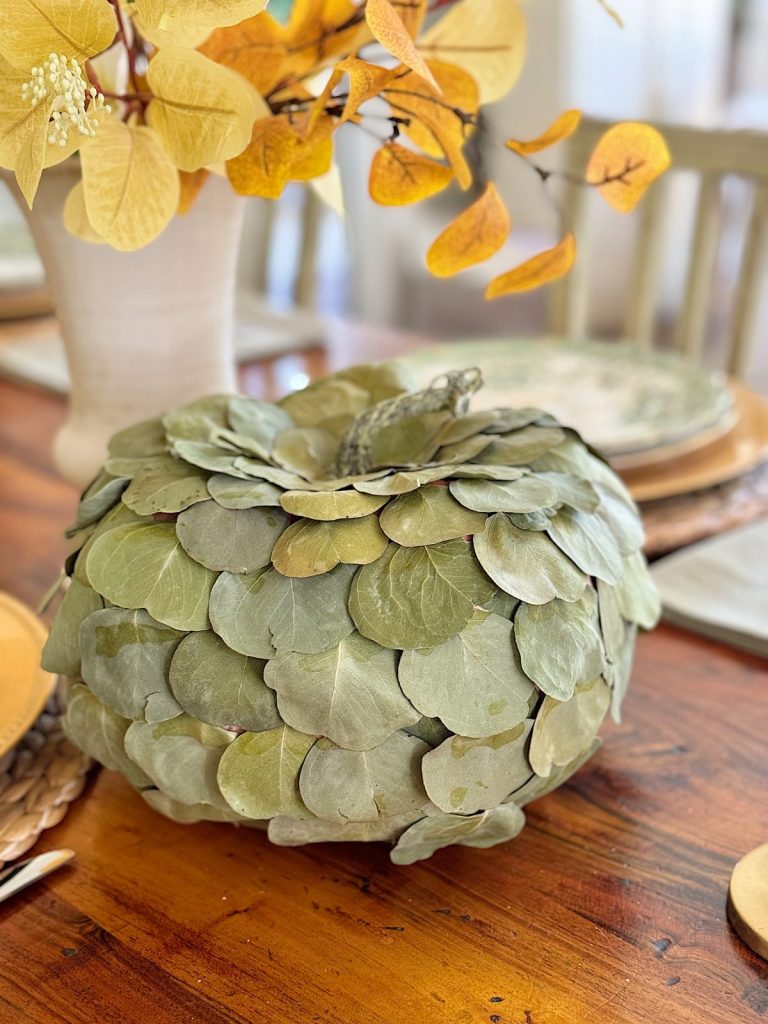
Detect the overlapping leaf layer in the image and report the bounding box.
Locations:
[45,363,659,864]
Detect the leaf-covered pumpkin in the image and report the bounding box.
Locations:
[45,363,660,864]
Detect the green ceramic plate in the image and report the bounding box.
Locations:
[401,338,734,458]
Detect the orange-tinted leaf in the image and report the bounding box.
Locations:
[178,169,209,214]
[384,61,478,189]
[506,110,582,156]
[366,0,438,90]
[336,57,398,123]
[427,183,510,277]
[370,143,453,205]
[226,116,298,198]
[399,0,429,38]
[586,122,670,213]
[485,233,576,298]
[286,0,371,80]
[290,114,334,181]
[200,13,287,96]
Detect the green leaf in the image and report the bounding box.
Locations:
[169,630,280,733]
[279,489,387,520]
[143,789,257,825]
[79,607,184,723]
[268,809,422,846]
[176,500,289,573]
[514,589,606,701]
[233,457,317,489]
[546,507,624,585]
[449,476,559,514]
[433,433,497,464]
[64,684,152,790]
[75,470,129,529]
[86,522,217,631]
[271,516,388,578]
[227,395,293,449]
[272,427,338,479]
[474,514,587,605]
[596,578,625,663]
[207,474,283,510]
[264,632,419,749]
[615,552,661,629]
[72,502,150,586]
[398,610,536,736]
[41,580,103,677]
[209,564,356,658]
[163,395,230,442]
[404,716,452,748]
[172,441,250,477]
[350,540,495,649]
[352,466,454,496]
[279,378,371,429]
[605,623,637,723]
[422,720,534,814]
[379,486,487,546]
[507,509,555,532]
[217,726,315,819]
[369,411,453,468]
[390,803,526,864]
[298,733,429,822]
[480,426,566,465]
[535,472,599,513]
[507,738,602,807]
[122,454,211,515]
[125,715,234,807]
[528,678,610,777]
[450,464,526,481]
[594,484,645,555]
[108,417,167,459]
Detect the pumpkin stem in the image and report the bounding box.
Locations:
[334,367,483,477]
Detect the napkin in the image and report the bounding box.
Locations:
[651,517,768,657]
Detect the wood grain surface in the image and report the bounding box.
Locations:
[1,331,767,1024]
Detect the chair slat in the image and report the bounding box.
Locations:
[625,179,667,347]
[549,181,591,338]
[728,180,768,378]
[673,174,722,359]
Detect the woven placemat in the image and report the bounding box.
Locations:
[0,684,92,869]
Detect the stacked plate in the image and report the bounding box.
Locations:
[0,593,55,757]
[402,338,768,502]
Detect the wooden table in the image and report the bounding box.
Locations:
[1,330,767,1024]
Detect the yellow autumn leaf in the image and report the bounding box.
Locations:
[586,122,670,213]
[178,169,210,215]
[369,143,453,206]
[419,0,527,104]
[427,183,510,277]
[0,54,63,206]
[385,62,478,189]
[335,58,398,123]
[200,13,288,96]
[400,0,429,38]
[507,110,582,156]
[146,47,262,172]
[0,0,117,69]
[366,0,438,90]
[63,181,104,244]
[135,0,268,34]
[485,233,576,298]
[287,0,371,80]
[290,115,334,181]
[80,120,180,251]
[227,116,298,198]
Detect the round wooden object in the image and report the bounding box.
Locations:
[0,593,55,757]
[728,842,768,961]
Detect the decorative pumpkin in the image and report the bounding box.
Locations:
[43,364,659,864]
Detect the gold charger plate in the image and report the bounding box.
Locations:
[0,593,55,757]
[622,382,768,503]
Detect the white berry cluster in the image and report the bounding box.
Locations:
[22,53,110,147]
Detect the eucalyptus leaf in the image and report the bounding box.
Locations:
[399,610,536,736]
[64,684,152,789]
[143,789,259,825]
[271,516,388,578]
[268,809,422,847]
[474,514,587,605]
[264,632,419,749]
[72,503,150,586]
[449,464,526,481]
[350,541,495,650]
[436,410,500,444]
[233,457,315,489]
[86,522,217,631]
[272,427,338,479]
[433,433,497,464]
[379,487,487,546]
[594,484,645,556]
[176,500,288,573]
[369,411,453,469]
[122,455,211,515]
[228,395,293,449]
[534,472,599,513]
[422,720,534,814]
[528,678,610,778]
[125,715,234,808]
[105,455,167,480]
[479,426,566,465]
[546,507,624,585]
[279,489,387,520]
[107,417,167,458]
[597,579,625,663]
[207,474,283,510]
[217,726,315,819]
[171,441,250,478]
[507,738,602,807]
[299,732,429,822]
[404,717,452,748]
[279,378,371,429]
[41,580,103,677]
[449,476,559,514]
[352,466,454,496]
[390,803,526,865]
[515,589,606,701]
[606,623,637,723]
[169,631,280,732]
[162,395,230,443]
[79,607,184,722]
[75,470,129,529]
[210,564,355,658]
[615,552,661,629]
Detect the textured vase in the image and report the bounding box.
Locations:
[10,163,246,489]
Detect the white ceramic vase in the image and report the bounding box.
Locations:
[10,162,246,489]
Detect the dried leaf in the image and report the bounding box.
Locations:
[369,143,453,206]
[486,234,576,298]
[64,684,152,790]
[379,486,487,546]
[528,678,610,777]
[366,0,438,89]
[390,803,526,864]
[201,12,288,96]
[586,122,670,213]
[271,516,388,577]
[176,500,288,573]
[427,183,510,277]
[506,110,582,156]
[0,0,117,69]
[217,726,315,819]
[227,115,298,198]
